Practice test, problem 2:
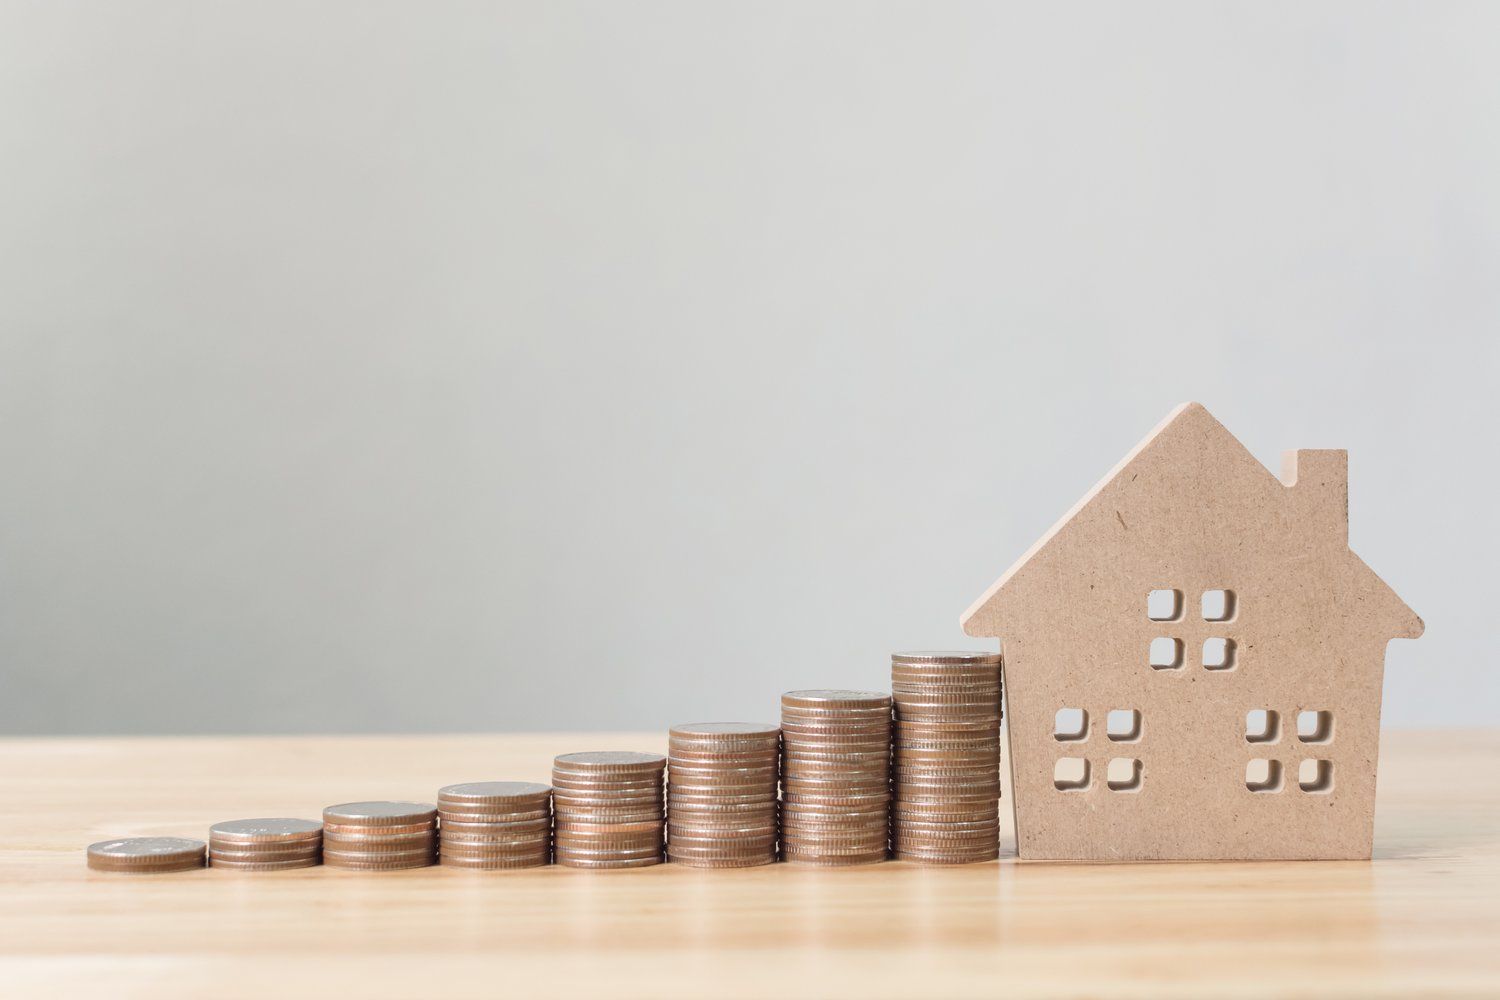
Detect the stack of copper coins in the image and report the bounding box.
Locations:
[666,723,780,868]
[437,781,553,869]
[551,752,666,869]
[890,650,1003,864]
[780,690,892,865]
[208,818,322,870]
[322,801,438,871]
[86,837,205,874]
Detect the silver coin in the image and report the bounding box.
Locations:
[323,801,436,824]
[438,781,552,803]
[87,837,205,860]
[209,818,322,841]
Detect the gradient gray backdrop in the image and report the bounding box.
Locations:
[2,2,1495,734]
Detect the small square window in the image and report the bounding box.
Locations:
[1203,637,1236,671]
[1245,709,1279,744]
[1202,589,1237,622]
[1106,709,1142,742]
[1106,757,1143,792]
[1245,759,1282,793]
[1053,757,1090,791]
[1297,710,1333,743]
[1298,759,1334,793]
[1147,589,1183,622]
[1149,637,1184,670]
[1054,707,1088,741]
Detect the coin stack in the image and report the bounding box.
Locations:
[322,801,438,871]
[552,752,666,869]
[780,690,892,865]
[666,723,780,868]
[86,837,205,873]
[437,782,553,869]
[208,818,322,870]
[890,650,1003,864]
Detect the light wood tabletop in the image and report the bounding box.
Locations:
[2,729,1497,999]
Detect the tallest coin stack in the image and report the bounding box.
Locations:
[779,689,892,865]
[890,651,1003,864]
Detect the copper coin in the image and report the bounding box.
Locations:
[210,856,321,871]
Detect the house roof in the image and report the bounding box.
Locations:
[959,402,1423,641]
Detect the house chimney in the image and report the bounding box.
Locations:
[1279,449,1348,545]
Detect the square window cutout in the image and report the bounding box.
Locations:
[1297,710,1333,743]
[1245,709,1279,744]
[1054,708,1088,742]
[1106,757,1143,791]
[1107,709,1142,742]
[1202,589,1236,622]
[1147,589,1183,622]
[1053,757,1090,791]
[1149,637,1184,670]
[1299,759,1334,792]
[1203,637,1236,671]
[1245,759,1283,793]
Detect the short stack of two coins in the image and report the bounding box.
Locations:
[552,752,665,869]
[323,801,438,871]
[891,651,1003,864]
[209,818,322,870]
[438,782,553,869]
[780,690,892,865]
[667,723,780,868]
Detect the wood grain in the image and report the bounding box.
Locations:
[1,729,1497,998]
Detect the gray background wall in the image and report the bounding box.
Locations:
[2,2,1495,735]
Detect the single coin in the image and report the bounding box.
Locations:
[87,837,206,872]
[669,722,780,739]
[208,818,322,844]
[553,751,666,770]
[323,802,437,825]
[438,781,552,804]
[891,651,1002,665]
[210,856,322,871]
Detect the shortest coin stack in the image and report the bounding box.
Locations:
[552,752,666,869]
[438,782,553,869]
[667,723,780,868]
[208,818,322,870]
[87,837,206,873]
[322,801,438,871]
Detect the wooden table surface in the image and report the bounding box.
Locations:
[2,729,1498,999]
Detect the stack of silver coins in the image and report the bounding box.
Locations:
[86,837,205,874]
[666,723,780,868]
[890,650,1003,864]
[437,782,553,869]
[552,752,666,869]
[780,690,892,865]
[208,818,322,870]
[322,801,438,871]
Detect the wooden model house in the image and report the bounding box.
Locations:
[961,403,1422,860]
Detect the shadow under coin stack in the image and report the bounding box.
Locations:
[86,837,205,873]
[779,690,892,865]
[666,723,780,868]
[891,650,1003,864]
[208,818,322,870]
[437,782,553,869]
[552,752,666,869]
[322,801,438,871]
